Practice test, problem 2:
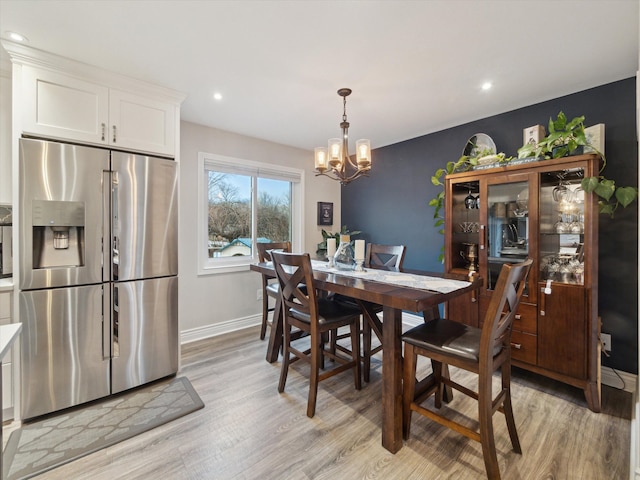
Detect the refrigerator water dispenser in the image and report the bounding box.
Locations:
[32,199,85,269]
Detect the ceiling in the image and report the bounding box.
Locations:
[0,0,638,152]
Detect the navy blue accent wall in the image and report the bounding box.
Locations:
[342,78,638,374]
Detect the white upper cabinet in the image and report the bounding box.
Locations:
[109,89,175,155]
[21,66,177,156]
[22,66,110,146]
[4,40,185,158]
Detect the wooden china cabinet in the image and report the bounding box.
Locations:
[444,154,601,412]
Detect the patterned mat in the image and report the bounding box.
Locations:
[3,376,204,480]
[311,260,471,293]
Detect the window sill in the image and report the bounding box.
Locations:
[198,260,254,276]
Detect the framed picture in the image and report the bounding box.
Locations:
[585,124,605,155]
[317,202,333,226]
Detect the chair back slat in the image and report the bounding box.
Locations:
[366,244,406,270]
[257,241,291,262]
[480,259,533,363]
[271,251,317,318]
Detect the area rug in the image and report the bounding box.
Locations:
[3,376,204,480]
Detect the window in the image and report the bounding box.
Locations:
[198,152,303,274]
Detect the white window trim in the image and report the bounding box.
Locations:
[197,151,304,275]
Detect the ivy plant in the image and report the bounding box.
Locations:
[517,111,637,217]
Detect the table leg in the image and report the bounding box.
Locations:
[381,305,403,453]
[357,301,383,383]
[265,294,283,363]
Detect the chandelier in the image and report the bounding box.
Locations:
[314,88,371,185]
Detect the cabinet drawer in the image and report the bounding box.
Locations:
[510,331,536,365]
[513,302,536,334]
[479,298,536,335]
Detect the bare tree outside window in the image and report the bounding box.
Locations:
[207,172,291,258]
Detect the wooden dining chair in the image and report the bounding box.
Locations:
[332,243,406,382]
[402,258,532,480]
[256,241,291,340]
[271,251,362,418]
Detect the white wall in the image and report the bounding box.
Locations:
[178,120,341,342]
[0,49,12,203]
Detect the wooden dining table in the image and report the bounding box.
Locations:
[250,260,482,454]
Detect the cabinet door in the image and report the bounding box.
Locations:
[537,282,587,378]
[446,291,478,327]
[484,175,534,299]
[22,66,109,145]
[109,89,176,156]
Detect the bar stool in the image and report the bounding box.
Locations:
[402,259,532,480]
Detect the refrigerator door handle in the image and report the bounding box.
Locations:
[112,284,119,358]
[103,284,111,360]
[111,171,120,279]
[103,171,111,283]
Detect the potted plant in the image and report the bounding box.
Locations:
[517,111,590,160]
[316,225,361,258]
[516,111,637,217]
[428,111,637,260]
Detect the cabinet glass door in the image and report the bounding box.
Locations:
[487,181,529,291]
[450,180,480,272]
[539,168,586,285]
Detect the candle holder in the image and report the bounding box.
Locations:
[334,235,355,270]
[354,259,364,272]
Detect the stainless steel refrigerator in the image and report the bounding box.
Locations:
[18,138,178,420]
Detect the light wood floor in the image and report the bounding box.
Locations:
[6,325,632,479]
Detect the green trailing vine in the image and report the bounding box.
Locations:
[430,150,510,261]
[516,111,637,217]
[429,112,637,250]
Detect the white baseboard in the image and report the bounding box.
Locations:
[181,314,261,344]
[181,312,424,345]
[602,366,637,393]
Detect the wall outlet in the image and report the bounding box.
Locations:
[256,288,263,301]
[601,333,611,352]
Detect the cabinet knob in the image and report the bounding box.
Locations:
[101,123,106,141]
[510,343,522,350]
[515,314,521,320]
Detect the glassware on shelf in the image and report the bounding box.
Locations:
[333,234,355,270]
[555,220,570,233]
[464,191,476,209]
[459,222,479,233]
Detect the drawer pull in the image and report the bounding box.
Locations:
[515,314,521,320]
[511,343,522,350]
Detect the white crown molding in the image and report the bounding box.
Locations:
[1,39,186,105]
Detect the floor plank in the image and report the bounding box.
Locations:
[4,326,631,479]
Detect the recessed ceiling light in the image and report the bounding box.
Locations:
[7,31,28,42]
[481,82,492,91]
[213,93,222,101]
